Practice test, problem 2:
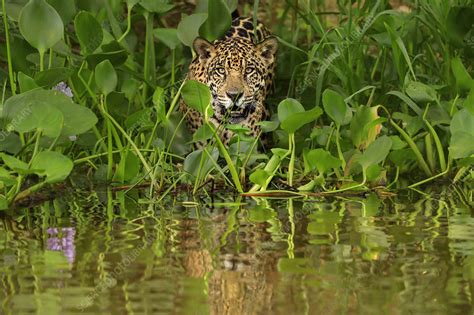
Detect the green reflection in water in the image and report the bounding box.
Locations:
[0,189,473,315]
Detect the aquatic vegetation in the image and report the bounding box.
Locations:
[0,0,473,207]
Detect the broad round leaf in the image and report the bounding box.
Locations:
[31,151,73,183]
[95,60,117,96]
[3,89,98,137]
[154,28,180,50]
[75,11,103,55]
[304,149,341,174]
[280,107,323,134]
[277,98,304,123]
[449,109,474,159]
[322,89,350,125]
[249,169,270,187]
[181,80,212,115]
[199,0,231,42]
[177,13,208,47]
[183,148,219,179]
[19,0,64,53]
[47,0,76,24]
[405,80,437,103]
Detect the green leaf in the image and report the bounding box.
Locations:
[0,133,22,155]
[304,149,341,174]
[449,109,474,159]
[183,148,219,179]
[34,67,74,87]
[451,56,474,91]
[280,107,323,134]
[74,11,103,55]
[152,87,166,122]
[358,135,392,171]
[46,0,76,24]
[277,98,304,123]
[95,60,117,96]
[350,105,383,149]
[466,87,474,115]
[199,0,231,42]
[249,169,270,187]
[405,80,437,103]
[19,0,64,53]
[1,154,29,171]
[113,151,139,183]
[181,80,212,115]
[154,28,180,50]
[3,89,98,137]
[192,124,214,143]
[31,151,73,183]
[177,13,208,47]
[139,0,173,13]
[322,89,350,125]
[18,72,39,93]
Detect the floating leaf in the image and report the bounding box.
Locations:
[19,0,64,53]
[74,11,103,55]
[95,60,117,96]
[31,151,73,183]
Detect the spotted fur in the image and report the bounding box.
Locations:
[180,17,278,145]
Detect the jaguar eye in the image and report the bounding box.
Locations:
[245,67,254,74]
[216,67,226,75]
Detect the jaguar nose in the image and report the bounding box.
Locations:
[226,91,243,103]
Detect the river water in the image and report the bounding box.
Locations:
[0,189,473,314]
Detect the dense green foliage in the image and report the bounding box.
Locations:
[0,0,473,207]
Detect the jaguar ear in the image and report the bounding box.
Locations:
[257,37,278,63]
[193,37,215,61]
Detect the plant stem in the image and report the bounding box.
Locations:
[2,0,15,95]
[288,133,295,186]
[390,119,432,177]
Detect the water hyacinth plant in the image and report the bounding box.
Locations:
[0,0,472,207]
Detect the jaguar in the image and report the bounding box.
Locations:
[180,16,278,145]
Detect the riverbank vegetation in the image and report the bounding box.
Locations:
[0,0,473,208]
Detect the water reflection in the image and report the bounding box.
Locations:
[0,193,472,314]
[47,227,76,264]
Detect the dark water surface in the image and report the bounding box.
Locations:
[1,190,473,314]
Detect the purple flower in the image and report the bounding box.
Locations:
[47,227,76,264]
[53,82,74,98]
